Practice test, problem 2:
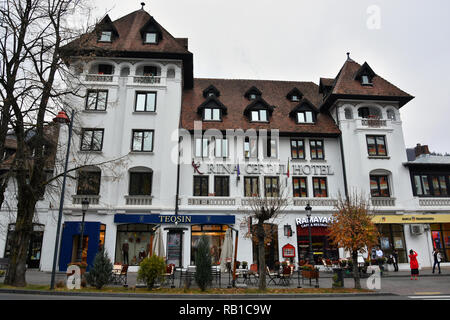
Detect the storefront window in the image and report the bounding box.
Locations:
[252,223,279,270]
[376,224,407,263]
[296,225,338,264]
[5,224,44,269]
[191,225,228,265]
[431,223,450,262]
[115,224,155,266]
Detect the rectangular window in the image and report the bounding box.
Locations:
[297,111,314,123]
[366,135,387,156]
[370,175,390,197]
[145,32,157,44]
[214,138,228,158]
[81,129,104,151]
[313,177,328,197]
[132,130,154,152]
[244,177,259,197]
[265,137,278,158]
[194,176,209,196]
[195,138,209,158]
[214,176,230,196]
[310,139,324,160]
[264,176,279,197]
[143,66,158,76]
[413,174,448,197]
[293,177,308,197]
[291,139,305,159]
[86,90,108,111]
[204,108,221,121]
[99,31,112,42]
[135,92,156,112]
[251,110,268,122]
[98,64,113,75]
[244,136,258,158]
[129,172,152,196]
[77,171,101,195]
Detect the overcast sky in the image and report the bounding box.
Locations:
[93,0,450,153]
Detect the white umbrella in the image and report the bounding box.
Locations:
[151,227,165,259]
[219,228,233,272]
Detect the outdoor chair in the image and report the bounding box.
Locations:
[279,266,292,286]
[211,265,221,286]
[112,264,128,285]
[266,266,278,285]
[162,264,175,288]
[248,264,259,285]
[322,259,332,272]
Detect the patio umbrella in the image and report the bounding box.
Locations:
[151,226,165,259]
[219,228,233,272]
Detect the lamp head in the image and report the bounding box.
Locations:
[81,198,89,212]
[53,111,70,124]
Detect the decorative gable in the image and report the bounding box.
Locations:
[354,62,376,85]
[96,15,119,42]
[139,17,163,44]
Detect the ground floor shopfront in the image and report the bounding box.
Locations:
[2,211,450,272]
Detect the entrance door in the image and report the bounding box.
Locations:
[167,231,182,267]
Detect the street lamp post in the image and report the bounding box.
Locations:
[305,203,314,265]
[50,110,74,290]
[76,198,89,262]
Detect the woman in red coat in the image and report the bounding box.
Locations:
[409,250,419,280]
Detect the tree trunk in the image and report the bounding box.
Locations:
[256,223,267,291]
[352,251,361,289]
[4,187,37,287]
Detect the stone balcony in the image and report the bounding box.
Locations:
[72,195,100,205]
[125,195,153,206]
[371,197,396,207]
[419,198,450,206]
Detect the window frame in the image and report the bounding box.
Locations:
[412,174,449,197]
[98,31,112,43]
[370,175,391,198]
[292,177,308,198]
[244,136,258,159]
[86,89,108,111]
[250,109,269,122]
[296,111,314,124]
[135,91,157,112]
[131,129,154,152]
[214,176,230,197]
[366,135,387,157]
[264,176,279,197]
[203,108,222,121]
[312,177,328,198]
[80,128,104,151]
[76,170,101,195]
[214,138,228,158]
[193,176,209,196]
[129,171,153,196]
[195,137,209,158]
[144,32,158,44]
[310,139,325,160]
[290,139,305,159]
[244,176,260,197]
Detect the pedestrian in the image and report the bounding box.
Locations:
[392,249,399,272]
[376,247,384,275]
[409,249,419,280]
[432,248,442,274]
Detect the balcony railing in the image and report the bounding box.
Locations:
[188,197,235,206]
[133,76,162,84]
[72,195,100,205]
[361,118,387,127]
[371,197,396,206]
[419,198,450,206]
[84,74,114,82]
[125,195,153,205]
[293,198,338,207]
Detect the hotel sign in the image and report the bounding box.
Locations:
[197,163,334,176]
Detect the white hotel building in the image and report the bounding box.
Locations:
[1,7,450,272]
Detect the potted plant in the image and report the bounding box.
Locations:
[301,264,319,279]
[241,261,248,269]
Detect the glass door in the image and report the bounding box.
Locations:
[167,232,182,267]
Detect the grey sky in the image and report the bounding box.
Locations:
[93,0,450,153]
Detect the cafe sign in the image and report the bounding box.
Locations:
[114,214,235,225]
[296,216,334,228]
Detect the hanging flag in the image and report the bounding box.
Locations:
[287,158,290,178]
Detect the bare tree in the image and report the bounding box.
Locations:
[0,0,96,286]
[240,184,288,290]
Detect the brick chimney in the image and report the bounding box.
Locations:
[415,143,430,157]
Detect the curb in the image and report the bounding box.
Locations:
[0,288,397,299]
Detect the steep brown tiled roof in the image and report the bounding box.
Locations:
[63,9,191,55]
[320,59,414,110]
[181,79,341,136]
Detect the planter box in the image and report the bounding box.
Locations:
[301,270,319,279]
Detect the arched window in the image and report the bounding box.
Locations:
[344,107,353,119]
[369,170,391,198]
[358,106,381,119]
[386,109,396,121]
[167,68,176,79]
[129,167,153,196]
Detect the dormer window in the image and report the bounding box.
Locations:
[361,75,372,85]
[144,32,157,44]
[251,110,268,122]
[291,95,300,102]
[203,108,221,121]
[244,86,262,101]
[99,31,112,42]
[297,111,314,123]
[355,62,376,86]
[286,88,303,102]
[202,85,220,98]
